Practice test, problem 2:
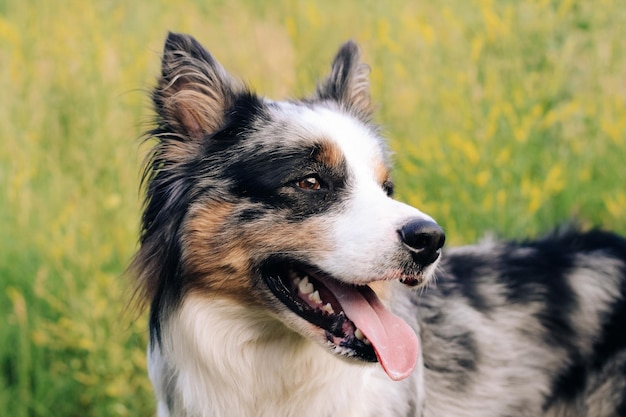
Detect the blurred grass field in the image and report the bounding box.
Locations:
[1,0,625,415]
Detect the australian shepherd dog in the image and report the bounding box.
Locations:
[132,32,626,417]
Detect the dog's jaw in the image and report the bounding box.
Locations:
[262,257,422,380]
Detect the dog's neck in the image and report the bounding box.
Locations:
[150,295,421,417]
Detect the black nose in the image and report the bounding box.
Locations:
[398,219,445,266]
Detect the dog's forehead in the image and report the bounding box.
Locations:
[267,102,389,182]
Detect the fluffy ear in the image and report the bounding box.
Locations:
[314,41,373,121]
[153,32,242,140]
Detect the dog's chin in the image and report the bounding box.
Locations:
[260,257,431,365]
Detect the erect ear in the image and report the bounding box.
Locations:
[313,41,373,121]
[153,32,243,140]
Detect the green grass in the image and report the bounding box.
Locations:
[1,0,625,415]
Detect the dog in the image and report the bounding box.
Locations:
[132,32,626,417]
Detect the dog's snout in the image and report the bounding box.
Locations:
[398,219,445,265]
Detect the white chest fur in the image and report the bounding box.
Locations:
[149,296,420,417]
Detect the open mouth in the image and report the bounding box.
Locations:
[262,258,419,381]
[263,261,377,361]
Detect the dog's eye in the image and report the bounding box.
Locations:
[382,179,394,197]
[296,175,323,191]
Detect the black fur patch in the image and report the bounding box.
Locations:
[540,230,626,409]
[498,239,577,349]
[443,252,495,313]
[589,232,626,370]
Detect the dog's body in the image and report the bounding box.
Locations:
[134,33,626,417]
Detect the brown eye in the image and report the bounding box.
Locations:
[297,176,322,190]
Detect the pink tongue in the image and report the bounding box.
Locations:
[324,280,419,381]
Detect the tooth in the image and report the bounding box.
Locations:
[293,277,301,287]
[355,328,365,341]
[322,303,334,314]
[355,328,371,345]
[308,290,322,304]
[298,276,314,294]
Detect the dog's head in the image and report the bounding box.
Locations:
[134,33,444,381]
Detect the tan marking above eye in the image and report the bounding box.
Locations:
[373,160,390,185]
[313,140,344,169]
[297,176,322,190]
